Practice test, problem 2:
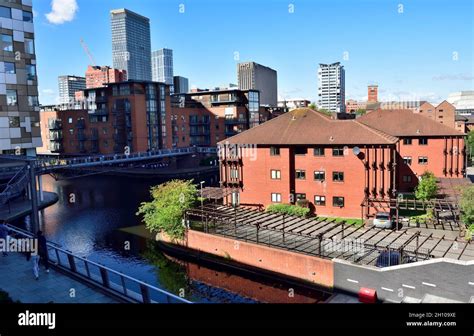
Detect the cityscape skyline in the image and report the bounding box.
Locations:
[35,0,473,105]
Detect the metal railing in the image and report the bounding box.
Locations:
[0,165,29,205]
[36,147,204,172]
[6,225,192,304]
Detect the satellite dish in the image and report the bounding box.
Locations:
[353,146,361,155]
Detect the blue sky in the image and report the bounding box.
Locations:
[35,0,473,105]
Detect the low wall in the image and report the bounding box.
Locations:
[159,229,334,288]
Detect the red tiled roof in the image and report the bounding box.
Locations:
[219,108,398,145]
[357,109,465,137]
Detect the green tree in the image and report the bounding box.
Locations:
[414,171,438,201]
[467,130,474,164]
[355,108,366,116]
[309,103,317,110]
[137,179,197,240]
[460,186,474,226]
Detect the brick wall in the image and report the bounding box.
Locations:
[160,230,334,288]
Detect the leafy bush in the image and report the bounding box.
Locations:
[460,186,474,226]
[266,204,310,217]
[137,179,197,240]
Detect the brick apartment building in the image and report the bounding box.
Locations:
[219,108,465,219]
[85,65,127,89]
[38,82,269,156]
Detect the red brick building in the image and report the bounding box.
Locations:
[85,65,127,89]
[39,83,268,156]
[368,85,378,103]
[219,108,465,219]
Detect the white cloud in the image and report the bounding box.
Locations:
[45,0,78,25]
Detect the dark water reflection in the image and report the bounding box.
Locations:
[15,173,328,303]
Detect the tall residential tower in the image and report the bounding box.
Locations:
[111,8,152,81]
[58,75,86,104]
[0,0,41,155]
[317,62,345,113]
[237,62,277,106]
[152,48,174,87]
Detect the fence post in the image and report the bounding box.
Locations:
[100,268,110,288]
[282,214,286,243]
[67,253,77,273]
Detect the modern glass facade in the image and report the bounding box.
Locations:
[152,48,173,87]
[0,0,41,156]
[111,8,152,81]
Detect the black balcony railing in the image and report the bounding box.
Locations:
[76,119,86,129]
[48,120,62,130]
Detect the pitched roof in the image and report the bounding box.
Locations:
[357,109,465,137]
[219,108,398,145]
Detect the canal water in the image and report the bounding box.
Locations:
[15,173,329,303]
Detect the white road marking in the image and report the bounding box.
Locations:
[468,282,474,286]
[347,278,359,284]
[422,282,437,287]
[402,284,416,289]
[381,287,394,292]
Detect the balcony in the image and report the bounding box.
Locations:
[210,97,241,105]
[76,119,86,129]
[95,96,108,103]
[48,120,62,130]
[77,133,87,141]
[225,130,238,137]
[224,118,247,125]
[49,132,63,141]
[49,142,63,153]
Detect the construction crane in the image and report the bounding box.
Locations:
[80,38,96,66]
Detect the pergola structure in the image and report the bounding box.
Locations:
[185,204,474,266]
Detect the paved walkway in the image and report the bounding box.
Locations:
[0,252,117,303]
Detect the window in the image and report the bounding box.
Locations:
[314,195,326,206]
[23,11,33,22]
[314,171,325,181]
[271,169,281,180]
[295,169,306,179]
[68,117,73,124]
[314,147,325,156]
[25,38,34,54]
[270,146,280,156]
[2,34,13,52]
[26,64,36,80]
[418,156,428,165]
[0,6,11,19]
[9,117,19,127]
[333,196,345,207]
[332,147,344,156]
[4,62,15,74]
[69,129,74,135]
[402,175,412,183]
[271,193,281,203]
[295,146,307,155]
[295,193,306,201]
[333,171,344,182]
[6,90,17,106]
[28,96,39,107]
[403,156,412,165]
[403,138,412,145]
[419,138,428,145]
[230,168,239,179]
